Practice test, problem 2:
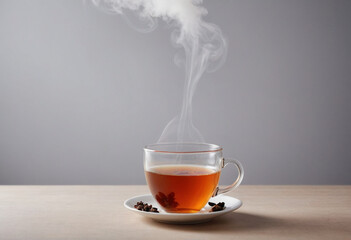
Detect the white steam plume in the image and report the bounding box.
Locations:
[93,0,227,143]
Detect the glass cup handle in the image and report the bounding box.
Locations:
[212,158,244,197]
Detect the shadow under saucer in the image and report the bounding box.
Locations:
[143,211,285,233]
[143,211,351,237]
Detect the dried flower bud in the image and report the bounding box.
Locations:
[209,201,226,212]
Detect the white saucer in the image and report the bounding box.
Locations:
[124,194,242,224]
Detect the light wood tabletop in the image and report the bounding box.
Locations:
[0,185,350,240]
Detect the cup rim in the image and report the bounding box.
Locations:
[144,142,223,154]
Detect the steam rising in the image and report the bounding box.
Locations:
[93,0,227,143]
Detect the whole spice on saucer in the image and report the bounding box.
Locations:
[208,202,225,212]
[134,201,159,213]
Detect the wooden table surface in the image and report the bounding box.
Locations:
[0,185,350,240]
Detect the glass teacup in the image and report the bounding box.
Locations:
[144,143,244,213]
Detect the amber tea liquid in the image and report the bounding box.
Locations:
[145,165,221,213]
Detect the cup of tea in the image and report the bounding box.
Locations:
[144,143,244,213]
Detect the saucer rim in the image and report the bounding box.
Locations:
[124,194,242,216]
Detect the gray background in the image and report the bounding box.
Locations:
[0,0,350,185]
